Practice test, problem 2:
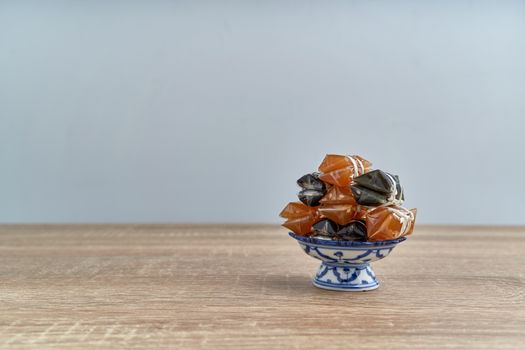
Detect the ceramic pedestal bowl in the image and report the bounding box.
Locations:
[289,232,406,291]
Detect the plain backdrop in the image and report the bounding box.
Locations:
[1,1,524,224]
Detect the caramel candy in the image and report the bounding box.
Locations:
[318,186,359,225]
[319,186,354,205]
[318,204,357,226]
[318,154,372,187]
[366,206,417,241]
[279,202,320,236]
[355,205,370,220]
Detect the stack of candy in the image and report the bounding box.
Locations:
[280,154,417,242]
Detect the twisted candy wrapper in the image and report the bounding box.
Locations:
[279,202,320,236]
[318,186,360,225]
[366,206,417,242]
[352,169,404,207]
[312,218,367,241]
[318,154,372,187]
[296,172,326,207]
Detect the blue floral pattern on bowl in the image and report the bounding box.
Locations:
[289,232,406,291]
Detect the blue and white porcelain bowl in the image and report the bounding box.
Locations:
[289,232,406,292]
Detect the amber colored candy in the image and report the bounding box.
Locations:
[366,206,417,242]
[354,205,370,220]
[318,154,372,187]
[319,204,358,225]
[319,167,355,187]
[280,202,317,219]
[318,186,357,225]
[319,186,355,205]
[282,217,317,236]
[279,202,320,236]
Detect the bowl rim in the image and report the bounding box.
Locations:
[288,232,407,247]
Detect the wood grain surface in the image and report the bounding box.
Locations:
[0,224,524,349]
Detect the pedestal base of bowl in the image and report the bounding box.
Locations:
[288,232,406,292]
[313,262,379,292]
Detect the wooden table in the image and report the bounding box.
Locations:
[1,225,524,349]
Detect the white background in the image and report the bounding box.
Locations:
[1,1,524,224]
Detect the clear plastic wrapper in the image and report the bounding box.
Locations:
[312,219,339,238]
[366,206,417,241]
[296,172,326,207]
[279,202,320,236]
[318,154,372,187]
[318,186,358,225]
[298,189,324,207]
[351,169,404,206]
[337,220,367,241]
[297,172,326,191]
